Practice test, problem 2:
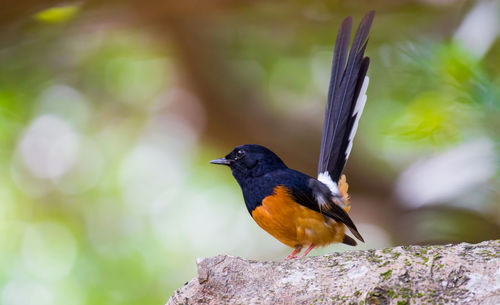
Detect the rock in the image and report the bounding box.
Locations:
[167,240,500,305]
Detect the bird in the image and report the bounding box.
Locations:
[210,11,375,259]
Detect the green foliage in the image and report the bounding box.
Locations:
[35,5,80,24]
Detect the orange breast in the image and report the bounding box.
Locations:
[251,186,345,248]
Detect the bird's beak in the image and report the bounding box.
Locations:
[209,158,232,165]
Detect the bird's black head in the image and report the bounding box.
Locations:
[210,144,287,182]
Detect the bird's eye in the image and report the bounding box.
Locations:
[235,150,245,159]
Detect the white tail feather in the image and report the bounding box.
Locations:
[345,76,369,159]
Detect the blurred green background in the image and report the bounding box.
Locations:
[1,0,500,304]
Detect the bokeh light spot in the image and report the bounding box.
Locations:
[105,57,169,105]
[120,142,184,211]
[56,139,105,194]
[35,85,90,129]
[18,115,80,179]
[2,281,53,305]
[22,222,78,281]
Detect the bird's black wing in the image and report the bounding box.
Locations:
[281,170,364,242]
[318,11,374,183]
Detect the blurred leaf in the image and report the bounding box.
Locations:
[34,4,80,24]
[388,91,468,145]
[434,43,479,86]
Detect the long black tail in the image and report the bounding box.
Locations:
[318,11,374,183]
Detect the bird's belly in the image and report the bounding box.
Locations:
[251,186,345,248]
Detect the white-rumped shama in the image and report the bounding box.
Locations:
[211,11,374,259]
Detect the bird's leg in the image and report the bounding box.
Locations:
[301,244,315,258]
[285,246,303,260]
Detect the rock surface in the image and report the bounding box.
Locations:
[167,240,500,305]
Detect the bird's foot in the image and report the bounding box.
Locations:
[285,247,302,260]
[300,244,315,258]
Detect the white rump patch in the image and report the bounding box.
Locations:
[318,171,339,195]
[345,76,369,159]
